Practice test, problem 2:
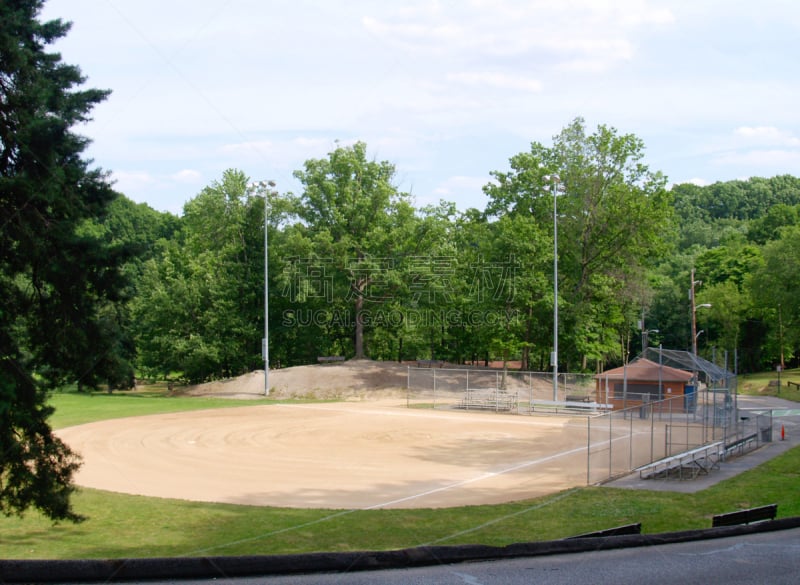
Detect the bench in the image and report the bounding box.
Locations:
[459,389,517,412]
[531,399,612,415]
[637,441,724,480]
[723,433,758,458]
[317,356,345,364]
[787,380,800,389]
[566,394,591,402]
[416,360,445,368]
[712,504,777,527]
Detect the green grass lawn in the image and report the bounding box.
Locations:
[738,368,800,401]
[1,384,798,560]
[48,390,266,429]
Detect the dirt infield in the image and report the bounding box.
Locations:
[58,361,596,509]
[59,402,592,509]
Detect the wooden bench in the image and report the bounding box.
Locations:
[723,432,758,458]
[712,504,777,527]
[637,441,724,480]
[459,389,517,412]
[317,356,345,364]
[531,399,612,415]
[787,380,800,389]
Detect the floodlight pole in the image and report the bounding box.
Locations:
[690,269,711,357]
[545,174,561,401]
[690,268,711,400]
[260,180,276,396]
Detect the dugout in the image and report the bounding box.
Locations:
[595,358,695,411]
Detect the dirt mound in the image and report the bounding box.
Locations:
[182,359,409,400]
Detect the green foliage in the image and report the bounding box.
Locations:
[1,0,128,521]
[130,170,267,382]
[674,175,800,222]
[291,142,417,359]
[484,117,673,369]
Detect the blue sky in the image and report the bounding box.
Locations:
[42,0,800,214]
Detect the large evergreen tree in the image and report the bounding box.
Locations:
[1,0,125,521]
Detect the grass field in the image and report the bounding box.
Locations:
[0,383,798,560]
[738,368,800,401]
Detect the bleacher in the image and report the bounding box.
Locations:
[636,441,724,480]
[457,389,518,412]
[530,399,613,415]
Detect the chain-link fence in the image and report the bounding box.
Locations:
[406,366,771,485]
[406,366,595,411]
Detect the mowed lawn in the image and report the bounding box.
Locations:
[0,387,798,559]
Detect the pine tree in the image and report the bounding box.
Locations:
[1,0,125,521]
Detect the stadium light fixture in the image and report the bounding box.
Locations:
[544,174,561,400]
[643,329,659,351]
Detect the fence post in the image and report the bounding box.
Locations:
[587,416,591,485]
[433,368,437,409]
[608,408,613,481]
[531,372,537,413]
[650,401,655,463]
[629,405,634,472]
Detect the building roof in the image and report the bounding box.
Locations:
[640,347,736,384]
[595,358,694,382]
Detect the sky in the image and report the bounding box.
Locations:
[41,0,800,215]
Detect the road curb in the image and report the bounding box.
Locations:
[3,517,800,583]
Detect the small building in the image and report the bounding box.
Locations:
[594,358,695,411]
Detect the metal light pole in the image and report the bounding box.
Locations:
[643,329,659,352]
[545,174,561,401]
[254,180,276,396]
[690,269,711,356]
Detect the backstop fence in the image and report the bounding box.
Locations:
[406,366,772,485]
[406,366,597,411]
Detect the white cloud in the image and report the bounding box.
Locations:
[362,0,672,73]
[170,169,203,184]
[734,126,800,147]
[428,175,490,208]
[713,149,800,167]
[446,72,542,93]
[361,16,463,45]
[111,170,155,191]
[218,137,342,176]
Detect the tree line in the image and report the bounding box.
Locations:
[113,128,800,383]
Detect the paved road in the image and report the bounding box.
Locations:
[103,527,800,585]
